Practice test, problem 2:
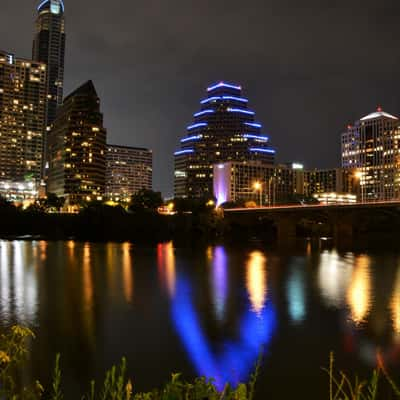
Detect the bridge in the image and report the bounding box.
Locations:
[223,201,400,245]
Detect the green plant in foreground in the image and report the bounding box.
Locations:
[324,351,400,400]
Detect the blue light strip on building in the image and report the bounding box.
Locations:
[37,0,65,11]
[249,148,276,154]
[227,108,255,116]
[201,96,249,104]
[222,96,248,103]
[207,82,241,92]
[200,97,221,105]
[244,122,262,128]
[181,135,202,143]
[187,123,207,130]
[194,110,214,117]
[243,134,269,141]
[174,149,195,156]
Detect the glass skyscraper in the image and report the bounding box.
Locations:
[32,0,66,127]
[174,82,276,198]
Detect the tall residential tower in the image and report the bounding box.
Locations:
[32,0,66,126]
[174,82,275,198]
[0,50,47,192]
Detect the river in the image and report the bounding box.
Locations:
[0,239,399,398]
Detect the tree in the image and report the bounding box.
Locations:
[129,189,163,212]
[45,193,65,211]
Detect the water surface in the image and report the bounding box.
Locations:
[0,240,399,398]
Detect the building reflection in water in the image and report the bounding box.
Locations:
[171,247,276,389]
[157,242,176,298]
[318,250,353,308]
[246,251,267,315]
[347,255,371,326]
[287,259,306,323]
[210,247,228,321]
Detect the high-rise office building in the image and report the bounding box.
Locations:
[0,50,47,193]
[174,82,275,198]
[106,144,153,202]
[342,107,400,201]
[47,80,107,204]
[32,0,66,126]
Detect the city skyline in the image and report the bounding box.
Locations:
[1,0,400,196]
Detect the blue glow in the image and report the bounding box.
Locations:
[181,135,202,143]
[227,108,255,116]
[244,122,262,128]
[222,96,248,103]
[249,148,276,154]
[37,0,64,12]
[171,274,277,389]
[187,123,207,130]
[243,134,269,141]
[174,149,194,156]
[207,82,242,92]
[194,110,215,117]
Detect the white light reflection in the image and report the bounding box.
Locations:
[246,251,267,315]
[287,260,306,323]
[318,251,353,308]
[0,241,10,319]
[210,247,228,321]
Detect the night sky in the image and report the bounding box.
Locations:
[2,0,400,196]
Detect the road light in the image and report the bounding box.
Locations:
[253,181,262,207]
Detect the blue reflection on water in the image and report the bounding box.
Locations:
[171,274,277,389]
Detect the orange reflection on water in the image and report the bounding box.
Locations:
[246,251,267,314]
[157,242,176,298]
[390,266,400,335]
[347,255,372,326]
[39,240,47,261]
[83,244,93,310]
[122,242,133,303]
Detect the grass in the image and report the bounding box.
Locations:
[2,325,400,399]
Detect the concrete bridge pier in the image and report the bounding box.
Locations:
[332,217,354,247]
[275,216,297,245]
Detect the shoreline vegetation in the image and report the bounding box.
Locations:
[1,326,400,399]
[1,191,400,245]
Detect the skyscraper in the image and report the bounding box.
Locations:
[47,81,107,204]
[0,50,47,191]
[106,144,153,202]
[342,107,400,201]
[32,0,66,126]
[174,82,275,198]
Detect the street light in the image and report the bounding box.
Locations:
[253,181,262,207]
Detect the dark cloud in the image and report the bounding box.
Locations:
[1,0,400,196]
